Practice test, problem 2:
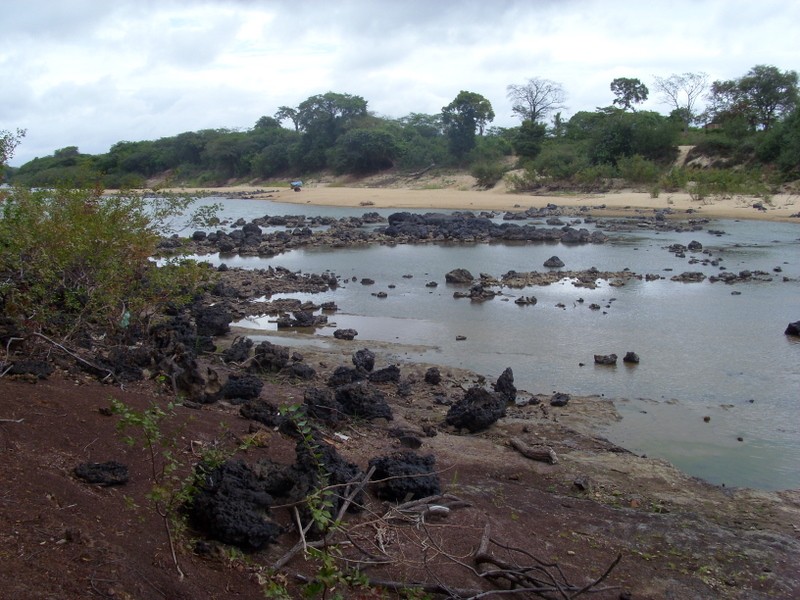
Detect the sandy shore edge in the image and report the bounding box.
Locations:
[147,183,800,222]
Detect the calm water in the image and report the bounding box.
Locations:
[188,198,800,490]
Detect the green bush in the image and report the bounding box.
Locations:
[0,185,211,339]
[470,161,506,188]
[617,154,660,184]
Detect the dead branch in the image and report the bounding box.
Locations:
[31,332,116,382]
[509,437,558,464]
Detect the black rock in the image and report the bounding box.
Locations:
[594,354,618,365]
[550,392,571,407]
[445,268,474,284]
[327,366,365,387]
[424,367,442,385]
[785,321,800,336]
[368,365,401,383]
[284,362,316,380]
[249,341,290,373]
[368,452,441,501]
[352,348,376,372]
[222,337,253,363]
[445,386,506,433]
[335,382,393,420]
[334,328,358,340]
[304,387,344,425]
[543,256,565,268]
[74,461,129,486]
[623,351,640,364]
[222,374,263,401]
[493,367,516,403]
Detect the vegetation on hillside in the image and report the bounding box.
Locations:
[3,64,799,195]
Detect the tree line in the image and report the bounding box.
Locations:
[3,64,798,190]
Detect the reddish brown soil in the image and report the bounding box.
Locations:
[2,350,799,599]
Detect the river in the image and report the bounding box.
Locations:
[183,198,800,490]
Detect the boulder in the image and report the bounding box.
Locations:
[493,367,516,403]
[368,365,401,383]
[335,382,393,421]
[304,387,344,425]
[543,256,565,268]
[221,374,263,402]
[249,341,290,373]
[424,367,442,385]
[445,268,475,284]
[334,328,358,340]
[445,386,506,433]
[74,461,129,486]
[327,366,365,387]
[352,348,376,372]
[594,354,618,365]
[550,392,570,407]
[368,452,441,501]
[786,321,800,336]
[623,351,640,364]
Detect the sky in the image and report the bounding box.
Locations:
[2,0,798,166]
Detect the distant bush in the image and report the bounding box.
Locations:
[617,154,660,184]
[470,161,506,188]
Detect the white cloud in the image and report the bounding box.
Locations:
[2,0,798,165]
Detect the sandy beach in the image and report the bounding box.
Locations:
[163,180,800,222]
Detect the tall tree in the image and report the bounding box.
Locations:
[441,91,495,158]
[274,106,300,131]
[652,72,708,128]
[610,77,649,111]
[506,78,566,123]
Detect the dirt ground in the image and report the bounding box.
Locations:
[2,337,799,599]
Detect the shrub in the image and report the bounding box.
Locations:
[0,184,212,339]
[617,154,660,184]
[470,161,506,188]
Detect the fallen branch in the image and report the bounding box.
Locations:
[509,437,558,464]
[0,418,25,423]
[32,332,115,382]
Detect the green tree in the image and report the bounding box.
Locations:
[507,78,567,123]
[709,65,799,131]
[441,91,495,159]
[512,120,547,159]
[1,128,25,177]
[610,77,649,111]
[329,128,400,174]
[275,106,301,131]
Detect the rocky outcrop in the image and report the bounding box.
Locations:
[786,321,800,336]
[445,268,475,284]
[445,386,506,433]
[543,256,565,268]
[594,354,618,365]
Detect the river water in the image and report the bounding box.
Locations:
[185,198,800,490]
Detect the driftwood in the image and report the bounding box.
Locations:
[408,163,437,179]
[509,437,559,464]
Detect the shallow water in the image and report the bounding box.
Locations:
[190,198,800,490]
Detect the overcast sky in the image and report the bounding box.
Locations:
[2,0,798,165]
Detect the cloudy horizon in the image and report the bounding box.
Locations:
[2,0,798,166]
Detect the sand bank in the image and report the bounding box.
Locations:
[165,183,800,223]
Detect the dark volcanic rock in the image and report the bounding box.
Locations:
[283,362,316,380]
[424,367,442,385]
[334,328,358,340]
[222,374,263,401]
[543,256,565,268]
[193,304,232,337]
[445,268,475,284]
[550,392,571,407]
[368,365,401,383]
[74,461,129,486]
[785,321,800,336]
[334,382,393,420]
[6,360,54,380]
[493,367,516,403]
[296,437,365,516]
[222,336,253,363]
[239,400,284,428]
[352,348,376,372]
[249,341,290,373]
[190,460,284,550]
[623,351,640,364]
[594,354,618,365]
[304,387,344,425]
[327,366,365,387]
[445,386,506,433]
[368,452,441,501]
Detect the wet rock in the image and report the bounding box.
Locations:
[786,321,800,336]
[74,461,129,486]
[334,328,358,340]
[368,452,441,501]
[425,281,438,288]
[445,386,506,433]
[493,367,516,403]
[352,348,376,372]
[445,268,474,284]
[335,382,393,421]
[623,351,640,364]
[276,310,327,328]
[453,283,497,301]
[424,367,442,385]
[361,278,375,285]
[594,354,618,365]
[222,374,263,401]
[543,256,565,268]
[514,295,537,305]
[671,271,706,283]
[550,392,571,407]
[688,240,703,251]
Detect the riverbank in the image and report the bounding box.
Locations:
[155,177,800,222]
